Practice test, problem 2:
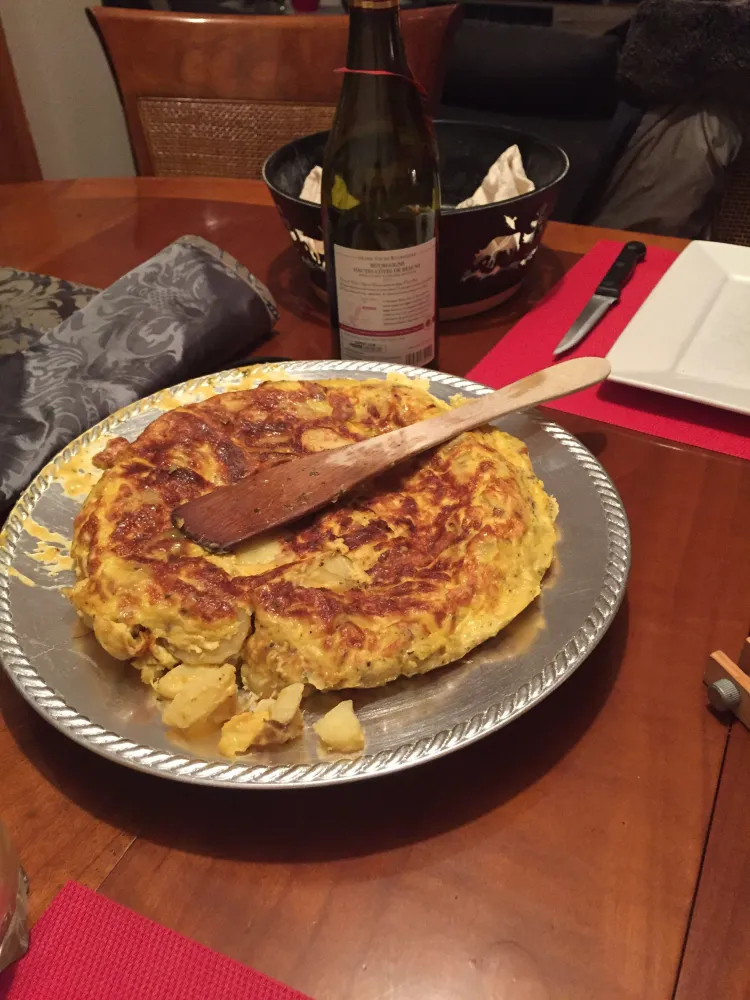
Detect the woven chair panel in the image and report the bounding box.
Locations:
[138,96,336,179]
[713,145,750,247]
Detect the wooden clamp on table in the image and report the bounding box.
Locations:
[705,638,750,726]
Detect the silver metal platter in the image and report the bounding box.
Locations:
[0,361,630,788]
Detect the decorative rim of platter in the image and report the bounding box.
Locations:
[0,360,631,788]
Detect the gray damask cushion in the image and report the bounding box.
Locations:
[0,235,278,513]
[0,270,99,353]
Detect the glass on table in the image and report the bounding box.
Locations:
[0,820,28,973]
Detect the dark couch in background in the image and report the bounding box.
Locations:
[444,2,747,239]
[439,20,642,224]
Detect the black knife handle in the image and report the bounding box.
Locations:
[595,241,647,299]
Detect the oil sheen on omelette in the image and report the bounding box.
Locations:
[69,375,558,757]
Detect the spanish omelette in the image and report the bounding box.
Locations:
[69,375,558,752]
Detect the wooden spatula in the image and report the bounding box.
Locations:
[173,356,610,552]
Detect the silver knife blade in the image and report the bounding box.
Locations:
[553,294,614,357]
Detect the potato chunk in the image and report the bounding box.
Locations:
[313,700,365,753]
[156,665,222,700]
[270,682,304,724]
[218,683,305,756]
[161,664,237,729]
[219,710,271,756]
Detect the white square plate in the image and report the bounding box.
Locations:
[607,240,750,416]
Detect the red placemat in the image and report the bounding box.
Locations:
[468,241,750,461]
[0,881,313,1000]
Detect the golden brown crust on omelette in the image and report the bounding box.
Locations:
[69,377,558,739]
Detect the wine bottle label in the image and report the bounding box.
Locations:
[350,0,399,8]
[334,239,436,367]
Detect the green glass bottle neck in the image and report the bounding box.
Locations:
[345,1,409,75]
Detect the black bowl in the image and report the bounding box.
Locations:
[263,119,568,320]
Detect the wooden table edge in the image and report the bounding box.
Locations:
[0,177,689,257]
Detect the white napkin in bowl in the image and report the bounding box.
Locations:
[299,165,323,203]
[455,145,535,208]
[297,145,534,207]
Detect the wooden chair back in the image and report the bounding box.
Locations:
[713,142,750,247]
[88,5,461,180]
[0,17,41,183]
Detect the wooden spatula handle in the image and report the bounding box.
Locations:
[320,356,611,481]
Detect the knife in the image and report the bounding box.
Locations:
[553,241,647,357]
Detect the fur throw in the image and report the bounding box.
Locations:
[619,0,750,112]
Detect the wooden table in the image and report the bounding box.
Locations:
[1,178,748,1000]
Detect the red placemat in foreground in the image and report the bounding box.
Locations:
[468,241,750,461]
[0,881,313,1000]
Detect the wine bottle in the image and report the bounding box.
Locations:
[321,0,440,368]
